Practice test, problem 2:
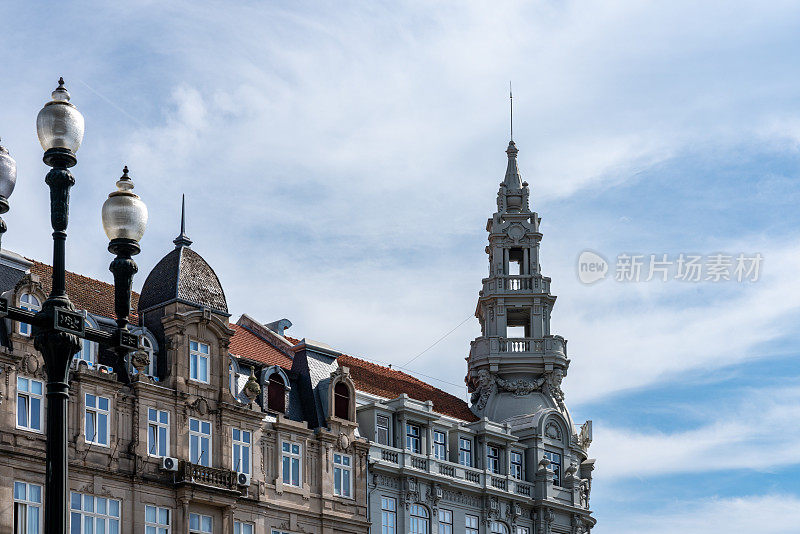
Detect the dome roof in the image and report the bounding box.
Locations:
[138,196,228,315]
[138,245,228,315]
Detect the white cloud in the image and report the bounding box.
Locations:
[597,494,799,534]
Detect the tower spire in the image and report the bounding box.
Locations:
[173,194,193,248]
[509,81,513,142]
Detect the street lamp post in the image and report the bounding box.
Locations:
[0,79,148,534]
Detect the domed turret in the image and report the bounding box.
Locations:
[138,196,227,315]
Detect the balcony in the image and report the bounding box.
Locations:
[484,276,550,294]
[176,461,240,492]
[369,444,534,498]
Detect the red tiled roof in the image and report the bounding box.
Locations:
[338,355,478,422]
[29,261,140,325]
[233,330,476,421]
[229,324,294,368]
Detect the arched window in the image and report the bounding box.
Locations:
[334,382,350,420]
[267,374,286,413]
[141,337,156,377]
[74,318,98,367]
[409,505,429,534]
[490,522,509,534]
[18,293,40,336]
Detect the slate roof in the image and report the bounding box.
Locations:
[138,245,228,314]
[30,261,141,325]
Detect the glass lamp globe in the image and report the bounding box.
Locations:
[102,167,148,242]
[0,140,16,200]
[36,78,85,153]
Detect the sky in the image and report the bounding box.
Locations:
[1,1,799,532]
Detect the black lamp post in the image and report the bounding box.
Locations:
[0,78,147,534]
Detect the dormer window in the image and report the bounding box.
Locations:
[268,374,286,413]
[334,382,350,419]
[18,293,40,336]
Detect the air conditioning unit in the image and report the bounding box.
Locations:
[237,472,251,487]
[161,457,178,471]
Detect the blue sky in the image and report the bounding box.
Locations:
[2,1,800,532]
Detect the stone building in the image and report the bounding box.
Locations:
[0,138,594,534]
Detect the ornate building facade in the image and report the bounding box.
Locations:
[0,138,594,534]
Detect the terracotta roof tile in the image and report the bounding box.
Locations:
[231,328,477,421]
[229,324,294,368]
[338,354,478,422]
[29,261,140,325]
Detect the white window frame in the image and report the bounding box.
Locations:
[333,452,352,498]
[84,393,110,447]
[487,445,500,474]
[69,492,121,534]
[409,504,429,534]
[515,527,529,534]
[145,505,171,534]
[406,423,421,454]
[438,509,453,534]
[458,437,472,467]
[189,512,213,534]
[147,408,170,458]
[381,496,397,534]
[14,481,42,534]
[376,414,390,445]
[232,428,252,475]
[465,515,479,534]
[189,418,212,467]
[490,522,509,534]
[432,430,446,460]
[234,522,254,534]
[18,293,40,336]
[140,336,156,377]
[189,340,210,383]
[281,440,302,487]
[16,376,44,433]
[510,450,523,479]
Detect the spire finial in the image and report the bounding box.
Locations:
[173,194,193,248]
[509,81,513,142]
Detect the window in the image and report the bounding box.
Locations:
[544,451,562,486]
[69,492,120,534]
[141,336,156,377]
[333,453,352,497]
[406,423,421,454]
[490,522,509,534]
[14,481,42,534]
[232,428,252,474]
[281,441,301,486]
[516,528,529,534]
[145,506,170,534]
[465,515,479,534]
[438,509,452,534]
[148,408,170,457]
[267,374,286,413]
[376,414,390,445]
[189,418,212,466]
[458,438,472,467]
[334,382,350,419]
[433,430,446,460]
[17,376,43,432]
[84,394,110,446]
[487,445,500,474]
[510,451,523,479]
[234,522,254,534]
[381,497,396,534]
[409,504,429,534]
[189,340,210,383]
[18,293,40,336]
[74,320,98,367]
[189,513,212,534]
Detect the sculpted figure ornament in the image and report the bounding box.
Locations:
[469,369,496,410]
[495,375,546,396]
[579,479,591,508]
[243,368,261,402]
[545,368,566,408]
[131,346,150,375]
